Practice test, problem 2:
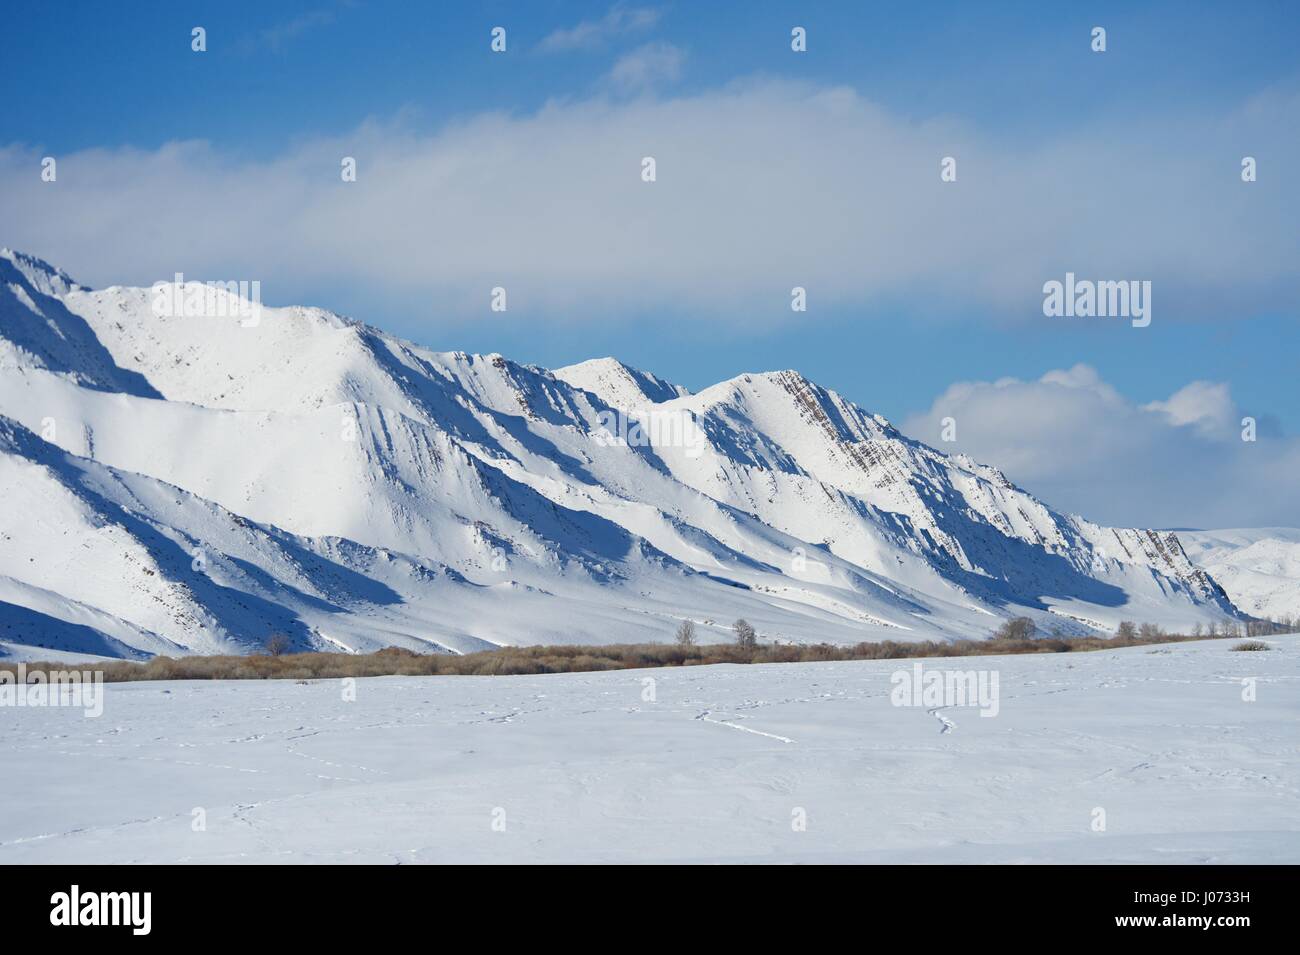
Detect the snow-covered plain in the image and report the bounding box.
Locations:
[2,636,1296,864]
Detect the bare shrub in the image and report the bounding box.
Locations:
[1231,640,1271,652]
[674,619,697,647]
[733,619,758,651]
[993,617,1037,641]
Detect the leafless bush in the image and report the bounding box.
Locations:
[993,617,1036,641]
[1230,640,1271,652]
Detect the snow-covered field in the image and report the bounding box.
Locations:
[3,636,1296,864]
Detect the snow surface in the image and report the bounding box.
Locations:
[1,636,1295,863]
[0,250,1260,657]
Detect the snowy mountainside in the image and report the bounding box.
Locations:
[0,248,1247,658]
[1178,528,1300,621]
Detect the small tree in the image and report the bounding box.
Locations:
[675,619,697,647]
[1137,622,1163,640]
[733,618,758,650]
[265,634,291,656]
[993,616,1036,641]
[1115,621,1137,641]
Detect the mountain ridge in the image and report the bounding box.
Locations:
[0,249,1251,658]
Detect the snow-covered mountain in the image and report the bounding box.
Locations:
[0,249,1247,658]
[1178,528,1300,622]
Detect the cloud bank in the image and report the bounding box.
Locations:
[902,364,1300,529]
[2,79,1296,325]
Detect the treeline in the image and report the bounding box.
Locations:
[6,613,1277,683]
[993,614,1294,642]
[1196,616,1296,638]
[4,614,1288,685]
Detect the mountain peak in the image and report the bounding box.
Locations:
[0,248,82,298]
[554,356,689,409]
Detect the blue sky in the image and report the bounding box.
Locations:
[10,1,1299,151]
[2,1,1297,525]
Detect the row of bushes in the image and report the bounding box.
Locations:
[3,623,1254,684]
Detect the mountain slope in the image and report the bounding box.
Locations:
[0,249,161,397]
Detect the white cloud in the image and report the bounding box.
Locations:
[902,365,1300,529]
[1,80,1296,325]
[604,42,684,92]
[1144,381,1235,434]
[241,6,339,54]
[538,5,661,53]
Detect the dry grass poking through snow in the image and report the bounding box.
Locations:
[2,630,1228,683]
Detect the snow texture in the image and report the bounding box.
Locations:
[0,636,1295,863]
